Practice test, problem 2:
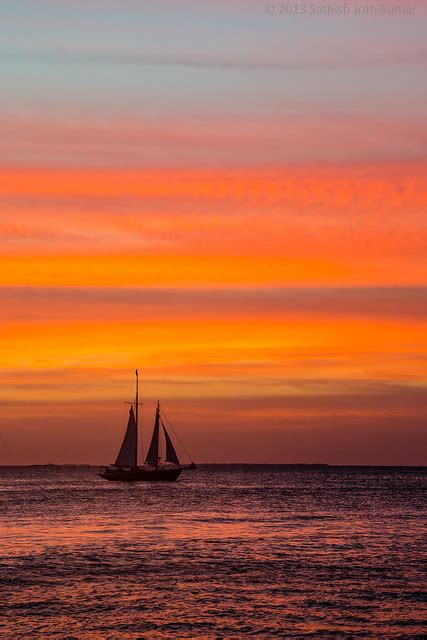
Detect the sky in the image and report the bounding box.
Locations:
[0,0,426,465]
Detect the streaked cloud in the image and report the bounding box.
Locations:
[0,0,426,463]
[1,112,426,167]
[3,41,427,69]
[1,286,426,321]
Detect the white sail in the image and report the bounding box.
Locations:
[115,406,137,467]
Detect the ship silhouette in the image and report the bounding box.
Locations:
[99,370,196,482]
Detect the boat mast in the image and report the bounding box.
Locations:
[135,369,139,468]
[156,400,160,470]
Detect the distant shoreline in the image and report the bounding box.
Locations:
[0,463,425,469]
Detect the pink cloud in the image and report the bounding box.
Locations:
[1,110,426,167]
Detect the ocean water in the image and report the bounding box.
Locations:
[0,465,425,639]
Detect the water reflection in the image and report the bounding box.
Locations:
[1,465,425,638]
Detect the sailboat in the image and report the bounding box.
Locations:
[99,370,196,482]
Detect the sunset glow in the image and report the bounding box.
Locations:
[1,0,426,465]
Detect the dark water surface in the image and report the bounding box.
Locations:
[0,465,425,639]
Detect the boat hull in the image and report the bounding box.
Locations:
[99,467,182,482]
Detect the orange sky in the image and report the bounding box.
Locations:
[1,1,426,465]
[1,164,426,286]
[0,163,426,464]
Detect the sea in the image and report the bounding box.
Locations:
[0,465,425,639]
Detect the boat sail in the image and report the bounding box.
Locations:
[114,406,137,468]
[99,370,196,482]
[144,401,182,469]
